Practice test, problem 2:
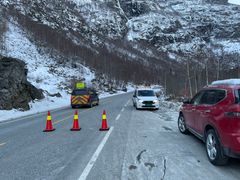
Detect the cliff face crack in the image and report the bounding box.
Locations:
[136,149,146,164]
[161,158,167,180]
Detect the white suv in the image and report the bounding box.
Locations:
[132,89,159,110]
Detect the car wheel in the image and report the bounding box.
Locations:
[135,104,138,109]
[96,100,99,106]
[89,102,93,108]
[178,115,189,134]
[71,105,75,109]
[206,129,228,165]
[136,104,140,110]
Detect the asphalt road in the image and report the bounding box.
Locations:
[0,93,240,180]
[0,93,132,180]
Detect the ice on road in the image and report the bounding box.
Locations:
[121,101,240,180]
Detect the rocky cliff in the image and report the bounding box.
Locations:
[0,56,44,110]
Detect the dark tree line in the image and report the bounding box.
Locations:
[7,8,167,86]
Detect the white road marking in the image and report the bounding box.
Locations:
[124,100,130,107]
[78,127,114,180]
[121,108,125,112]
[116,114,121,121]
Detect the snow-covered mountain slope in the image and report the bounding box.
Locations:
[2,19,95,95]
[0,19,96,116]
[125,0,240,54]
[1,0,240,96]
[2,0,239,64]
[0,18,132,119]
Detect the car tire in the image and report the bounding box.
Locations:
[178,114,189,134]
[96,100,99,106]
[136,105,140,110]
[135,103,139,110]
[89,102,93,108]
[205,129,228,166]
[71,105,75,109]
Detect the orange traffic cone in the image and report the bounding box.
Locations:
[99,110,109,131]
[71,110,81,131]
[43,111,55,132]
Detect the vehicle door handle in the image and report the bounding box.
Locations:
[204,110,211,113]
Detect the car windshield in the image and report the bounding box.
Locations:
[138,90,155,96]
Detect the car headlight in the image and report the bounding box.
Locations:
[153,100,158,103]
[138,99,143,103]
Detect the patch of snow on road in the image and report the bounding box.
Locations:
[121,101,180,180]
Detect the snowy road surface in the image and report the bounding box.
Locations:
[0,93,239,180]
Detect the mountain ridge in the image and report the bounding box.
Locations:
[1,0,240,96]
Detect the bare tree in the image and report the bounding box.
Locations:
[186,58,193,98]
[0,11,8,55]
[194,68,199,93]
[205,56,209,85]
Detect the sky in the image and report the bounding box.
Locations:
[229,0,240,5]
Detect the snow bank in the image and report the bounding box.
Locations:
[0,91,130,122]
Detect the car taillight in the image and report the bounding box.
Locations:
[87,96,90,102]
[225,112,240,117]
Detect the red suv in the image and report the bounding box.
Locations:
[178,79,240,165]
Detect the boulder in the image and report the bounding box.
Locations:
[0,56,44,110]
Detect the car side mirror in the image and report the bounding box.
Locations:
[183,99,191,104]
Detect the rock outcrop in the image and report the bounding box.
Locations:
[0,56,44,110]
